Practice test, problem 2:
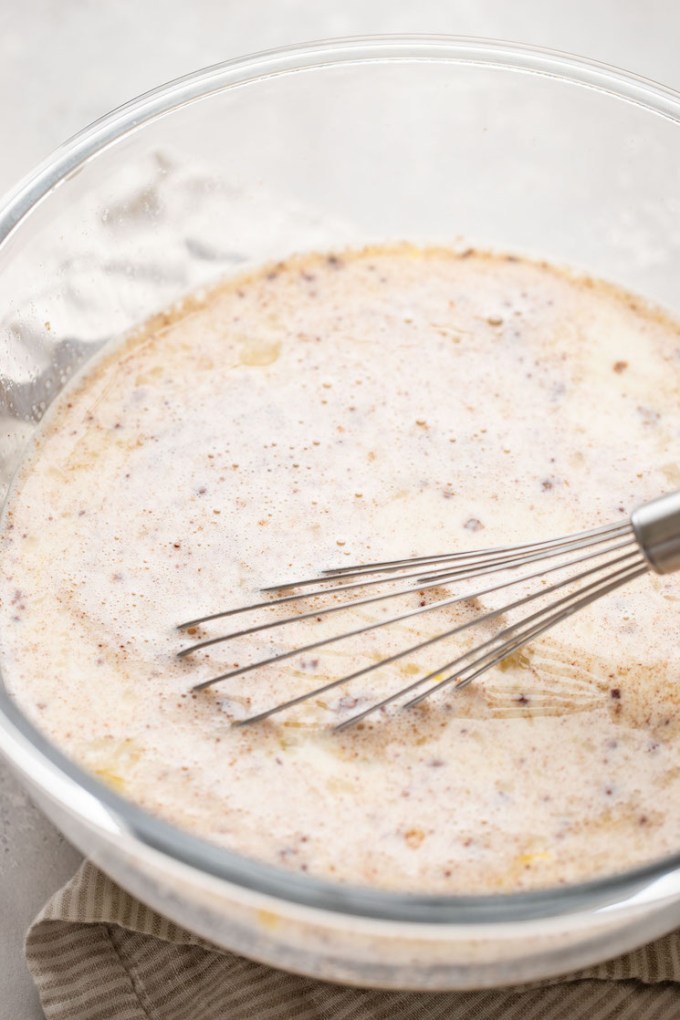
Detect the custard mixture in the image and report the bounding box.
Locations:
[1,246,679,892]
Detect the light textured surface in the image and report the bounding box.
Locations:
[1,2,680,1017]
[23,861,680,1020]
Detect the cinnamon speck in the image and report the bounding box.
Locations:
[404,828,426,849]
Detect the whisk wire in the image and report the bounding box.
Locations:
[189,538,638,694]
[259,521,632,592]
[313,520,631,580]
[334,557,647,730]
[179,491,680,729]
[229,548,644,726]
[178,525,635,658]
[404,560,647,706]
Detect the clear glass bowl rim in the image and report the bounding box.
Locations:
[1,34,680,926]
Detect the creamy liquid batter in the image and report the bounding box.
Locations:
[1,245,679,893]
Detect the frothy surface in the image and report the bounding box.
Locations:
[1,245,679,892]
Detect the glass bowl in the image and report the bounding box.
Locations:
[1,36,679,990]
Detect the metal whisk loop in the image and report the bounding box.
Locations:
[179,522,633,659]
[177,491,680,729]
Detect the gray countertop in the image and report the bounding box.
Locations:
[1,2,679,1016]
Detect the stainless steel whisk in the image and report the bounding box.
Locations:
[178,491,680,729]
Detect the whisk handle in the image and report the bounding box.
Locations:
[631,490,680,574]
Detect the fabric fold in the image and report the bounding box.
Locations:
[25,862,680,1020]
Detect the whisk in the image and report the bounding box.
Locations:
[178,491,680,730]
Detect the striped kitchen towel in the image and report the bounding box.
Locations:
[26,861,680,1020]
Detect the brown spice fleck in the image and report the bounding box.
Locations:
[613,360,628,373]
[404,827,426,849]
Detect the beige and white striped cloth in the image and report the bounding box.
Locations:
[26,862,680,1020]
